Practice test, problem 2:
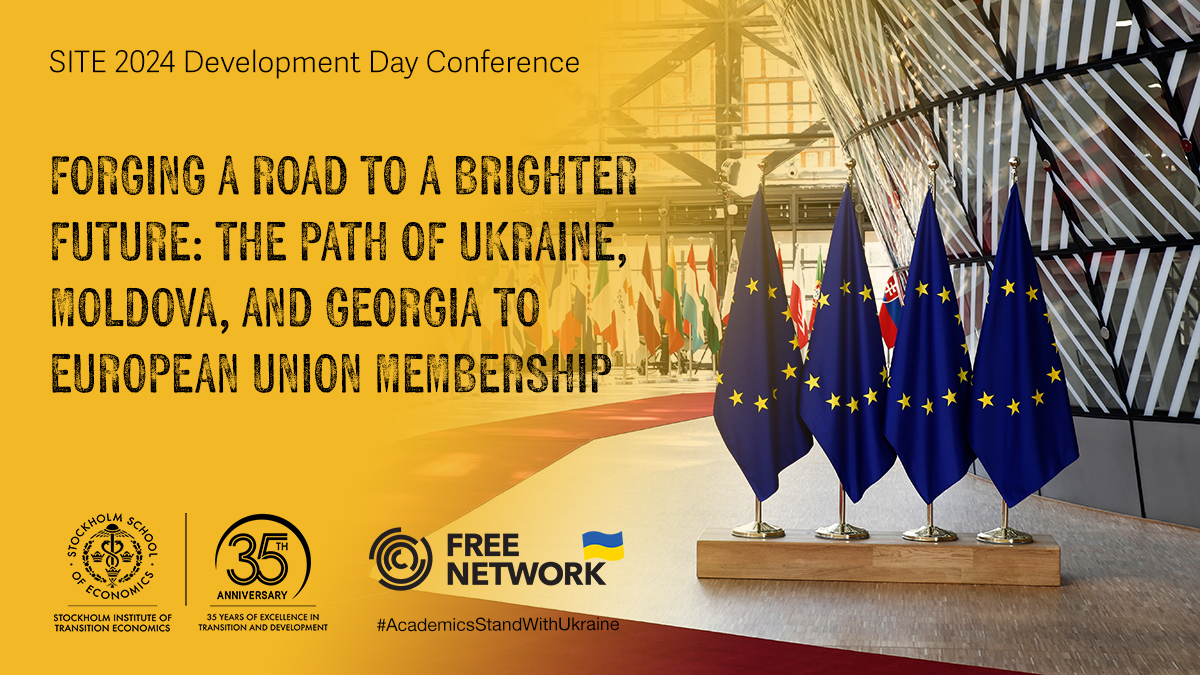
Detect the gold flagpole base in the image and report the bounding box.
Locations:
[732,520,785,539]
[902,524,958,542]
[815,522,869,540]
[976,526,1033,545]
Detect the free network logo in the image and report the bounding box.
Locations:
[370,528,433,591]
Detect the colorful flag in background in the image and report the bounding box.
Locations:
[797,187,895,503]
[635,239,660,353]
[701,245,723,354]
[809,248,824,333]
[720,242,739,326]
[593,255,619,350]
[967,183,1079,507]
[683,244,705,352]
[879,272,904,349]
[789,280,807,349]
[714,189,813,502]
[661,241,685,354]
[883,193,975,504]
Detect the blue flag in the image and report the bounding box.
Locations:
[968,184,1079,507]
[714,189,813,502]
[797,186,895,503]
[884,193,976,504]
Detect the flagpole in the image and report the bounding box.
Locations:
[900,158,958,543]
[976,157,1035,546]
[730,159,787,540]
[815,157,871,541]
[733,498,785,539]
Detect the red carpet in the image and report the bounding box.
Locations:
[372,392,1021,674]
[380,392,717,538]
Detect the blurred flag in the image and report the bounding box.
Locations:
[592,255,619,349]
[661,241,686,354]
[883,193,975,504]
[714,190,813,501]
[968,183,1079,507]
[789,281,808,349]
[683,244,706,352]
[700,245,722,353]
[546,260,568,352]
[634,239,660,353]
[503,265,527,354]
[879,273,904,349]
[720,243,739,326]
[809,248,824,333]
[797,187,895,503]
[524,261,549,352]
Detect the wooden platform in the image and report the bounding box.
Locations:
[696,528,1060,586]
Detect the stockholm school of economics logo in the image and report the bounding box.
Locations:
[85,524,142,587]
[370,527,432,591]
[67,514,159,600]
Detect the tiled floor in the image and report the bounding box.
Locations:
[425,397,1200,675]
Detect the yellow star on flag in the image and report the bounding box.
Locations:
[729,390,743,406]
[942,389,957,405]
[1007,399,1020,415]
[847,398,860,412]
[754,396,769,411]
[879,367,889,380]
[817,293,830,308]
[768,285,777,299]
[746,279,758,294]
[859,285,873,302]
[957,368,969,383]
[772,388,778,399]
[937,287,951,303]
[978,392,994,408]
[955,313,962,325]
[864,388,878,404]
[804,374,820,390]
[1032,390,1045,405]
[1002,280,1016,295]
[715,372,723,385]
[897,394,912,409]
[789,335,801,350]
[839,280,851,295]
[921,399,934,415]
[826,393,841,409]
[916,282,929,296]
[782,364,798,379]
[1047,367,1062,382]
[1026,286,1039,301]
[781,307,792,322]
[962,342,970,354]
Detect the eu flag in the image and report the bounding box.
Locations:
[714,189,813,502]
[967,184,1079,507]
[884,193,976,504]
[797,187,895,503]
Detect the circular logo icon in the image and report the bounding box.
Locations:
[370,527,432,591]
[67,514,159,600]
[215,514,311,599]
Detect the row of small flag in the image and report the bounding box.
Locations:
[715,178,1079,512]
[471,233,854,363]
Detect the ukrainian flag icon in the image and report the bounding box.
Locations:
[582,531,624,561]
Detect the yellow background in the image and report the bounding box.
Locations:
[0,2,605,671]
